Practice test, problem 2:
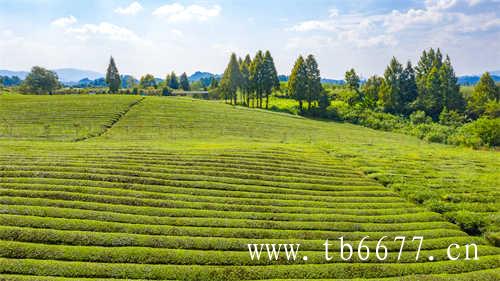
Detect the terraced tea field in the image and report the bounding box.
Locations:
[0,94,142,140]
[0,94,498,280]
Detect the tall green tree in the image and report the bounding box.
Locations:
[262,50,280,109]
[220,53,242,105]
[288,56,308,112]
[379,59,418,115]
[439,55,464,112]
[361,75,383,109]
[304,54,322,110]
[400,61,418,115]
[250,51,265,108]
[179,72,190,91]
[240,54,252,106]
[105,56,121,93]
[344,68,360,91]
[167,72,179,89]
[468,72,499,119]
[415,48,462,119]
[139,74,156,88]
[23,66,59,95]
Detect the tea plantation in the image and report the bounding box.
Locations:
[0,94,498,280]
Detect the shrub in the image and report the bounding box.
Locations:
[410,110,432,125]
[451,118,500,147]
[449,211,487,235]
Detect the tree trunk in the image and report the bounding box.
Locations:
[299,100,303,113]
[266,94,269,109]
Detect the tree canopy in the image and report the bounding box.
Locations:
[22,66,59,95]
[105,57,121,93]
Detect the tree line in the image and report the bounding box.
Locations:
[218,50,325,113]
[219,51,280,109]
[106,57,192,94]
[343,48,498,121]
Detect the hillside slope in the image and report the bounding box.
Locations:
[0,94,498,280]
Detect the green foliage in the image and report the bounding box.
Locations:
[415,49,463,119]
[409,110,432,125]
[239,55,252,106]
[22,66,59,94]
[105,57,121,93]
[179,72,190,91]
[167,71,179,90]
[450,117,500,147]
[449,211,487,235]
[304,54,322,111]
[139,74,156,89]
[344,68,360,91]
[220,53,242,105]
[288,56,308,112]
[262,50,280,109]
[361,75,382,109]
[439,107,466,127]
[468,72,499,119]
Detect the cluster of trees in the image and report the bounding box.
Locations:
[288,54,323,112]
[0,75,22,87]
[105,57,191,94]
[21,66,60,95]
[219,51,279,108]
[342,48,498,122]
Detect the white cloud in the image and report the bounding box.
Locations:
[425,0,458,10]
[152,3,221,22]
[114,1,143,15]
[65,22,141,42]
[467,0,482,6]
[383,8,446,33]
[51,15,77,28]
[288,0,499,48]
[289,20,337,32]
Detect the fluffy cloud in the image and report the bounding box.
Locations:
[51,15,77,28]
[65,22,140,42]
[114,1,143,15]
[152,3,221,22]
[288,0,499,48]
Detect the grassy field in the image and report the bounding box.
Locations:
[0,94,498,280]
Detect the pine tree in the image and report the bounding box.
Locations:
[344,68,360,91]
[468,72,499,118]
[220,53,242,105]
[167,72,179,89]
[288,56,308,112]
[380,57,403,114]
[439,55,463,112]
[425,66,442,119]
[250,51,265,108]
[240,54,252,106]
[304,54,322,111]
[105,56,121,93]
[179,72,190,91]
[415,48,461,119]
[400,61,418,115]
[361,75,383,109]
[262,51,280,109]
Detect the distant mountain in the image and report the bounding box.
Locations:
[458,74,500,85]
[0,70,28,79]
[188,71,220,82]
[54,68,102,83]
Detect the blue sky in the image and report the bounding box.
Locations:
[0,0,499,78]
